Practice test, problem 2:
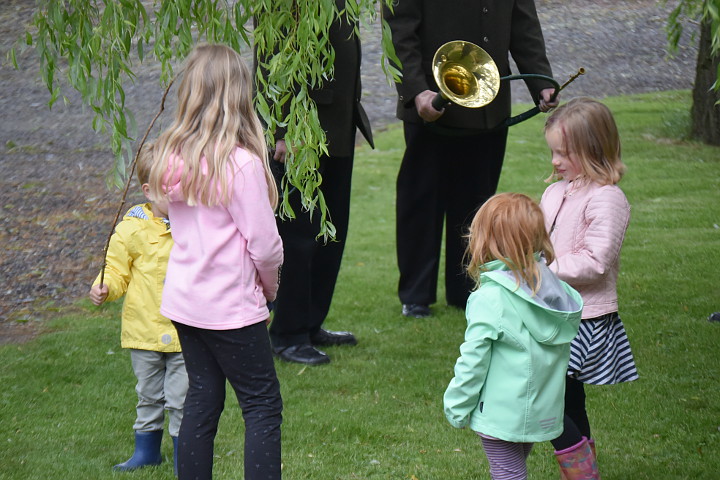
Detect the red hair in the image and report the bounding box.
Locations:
[466,193,554,293]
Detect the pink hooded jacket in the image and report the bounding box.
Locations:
[160,147,283,330]
[540,180,630,319]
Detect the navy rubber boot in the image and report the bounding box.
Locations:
[171,435,178,477]
[112,430,163,471]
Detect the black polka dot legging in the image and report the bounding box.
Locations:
[173,321,283,480]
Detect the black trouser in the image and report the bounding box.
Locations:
[269,153,354,349]
[551,376,590,450]
[173,321,282,480]
[396,122,507,308]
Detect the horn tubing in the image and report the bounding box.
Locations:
[428,68,585,128]
[500,74,559,128]
[431,92,451,111]
[559,67,586,91]
[502,69,584,128]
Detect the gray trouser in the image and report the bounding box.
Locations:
[130,349,188,437]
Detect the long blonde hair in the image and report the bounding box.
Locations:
[466,193,555,294]
[545,97,625,186]
[149,44,277,208]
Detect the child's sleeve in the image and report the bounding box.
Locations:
[554,187,630,286]
[227,155,283,301]
[92,224,133,302]
[443,294,497,429]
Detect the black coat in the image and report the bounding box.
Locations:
[309,5,373,156]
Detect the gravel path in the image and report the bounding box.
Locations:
[0,0,697,342]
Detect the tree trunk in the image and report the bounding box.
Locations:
[691,19,720,145]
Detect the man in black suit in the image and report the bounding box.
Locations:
[383,0,558,318]
[265,1,374,365]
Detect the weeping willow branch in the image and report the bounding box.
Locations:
[99,79,174,287]
[9,0,402,240]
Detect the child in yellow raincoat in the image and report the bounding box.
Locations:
[90,142,186,474]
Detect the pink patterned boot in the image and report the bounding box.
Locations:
[554,436,600,479]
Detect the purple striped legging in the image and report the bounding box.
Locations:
[478,433,534,480]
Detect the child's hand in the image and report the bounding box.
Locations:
[89,284,109,305]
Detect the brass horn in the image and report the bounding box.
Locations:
[431,40,584,128]
[431,40,500,110]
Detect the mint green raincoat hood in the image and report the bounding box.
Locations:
[443,258,583,443]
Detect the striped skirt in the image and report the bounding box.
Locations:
[567,312,639,385]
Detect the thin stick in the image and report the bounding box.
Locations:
[99,79,175,287]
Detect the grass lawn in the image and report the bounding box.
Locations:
[1,90,718,479]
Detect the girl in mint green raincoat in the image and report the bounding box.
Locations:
[444,193,583,480]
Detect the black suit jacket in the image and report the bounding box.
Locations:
[310,4,374,156]
[383,0,554,131]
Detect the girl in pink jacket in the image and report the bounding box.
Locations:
[148,44,283,480]
[540,97,638,480]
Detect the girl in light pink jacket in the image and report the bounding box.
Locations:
[148,44,283,480]
[540,97,638,480]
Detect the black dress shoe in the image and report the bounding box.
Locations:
[310,328,358,346]
[273,344,330,365]
[402,303,431,318]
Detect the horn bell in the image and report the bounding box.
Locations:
[432,41,500,109]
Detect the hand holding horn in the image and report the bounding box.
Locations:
[430,40,585,128]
